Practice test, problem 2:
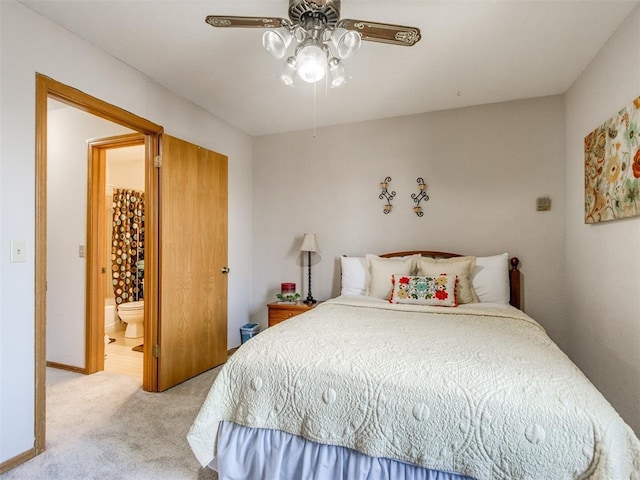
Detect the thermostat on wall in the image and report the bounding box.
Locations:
[536,196,551,211]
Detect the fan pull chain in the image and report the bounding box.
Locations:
[325,69,329,100]
[313,82,317,138]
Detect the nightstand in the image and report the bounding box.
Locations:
[267,301,317,327]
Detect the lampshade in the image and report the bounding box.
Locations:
[300,233,319,253]
[328,58,347,88]
[295,41,326,83]
[279,57,297,86]
[331,27,361,59]
[263,27,292,59]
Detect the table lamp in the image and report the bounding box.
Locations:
[300,233,319,305]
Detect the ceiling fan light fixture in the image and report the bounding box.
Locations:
[331,27,361,59]
[328,57,347,87]
[295,41,326,83]
[206,1,422,89]
[263,27,293,59]
[279,56,297,86]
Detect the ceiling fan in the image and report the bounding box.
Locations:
[205,0,422,87]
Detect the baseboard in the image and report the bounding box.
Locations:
[46,361,87,374]
[0,448,36,475]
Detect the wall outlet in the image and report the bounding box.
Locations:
[11,240,26,263]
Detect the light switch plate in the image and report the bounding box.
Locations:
[536,196,551,211]
[11,240,26,263]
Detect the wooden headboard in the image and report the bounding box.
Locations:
[380,251,521,310]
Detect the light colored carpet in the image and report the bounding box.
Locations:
[1,367,221,480]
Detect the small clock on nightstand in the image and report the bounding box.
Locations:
[267,301,318,327]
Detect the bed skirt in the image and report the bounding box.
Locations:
[213,421,475,480]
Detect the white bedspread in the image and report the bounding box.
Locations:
[188,296,640,479]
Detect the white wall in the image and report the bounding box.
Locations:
[252,96,567,345]
[47,106,132,368]
[565,5,640,434]
[0,0,253,463]
[107,147,145,191]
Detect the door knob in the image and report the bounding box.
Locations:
[221,267,230,274]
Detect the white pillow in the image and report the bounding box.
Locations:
[472,253,510,304]
[417,256,478,304]
[365,254,419,299]
[340,256,369,296]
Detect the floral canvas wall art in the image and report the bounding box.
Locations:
[584,96,640,224]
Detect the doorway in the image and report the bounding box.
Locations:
[35,74,163,454]
[87,135,146,381]
[35,74,229,459]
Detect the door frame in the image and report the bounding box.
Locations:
[35,74,163,455]
[86,134,146,374]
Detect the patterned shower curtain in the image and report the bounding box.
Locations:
[111,188,145,305]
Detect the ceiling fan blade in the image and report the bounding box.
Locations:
[339,19,421,46]
[205,15,288,29]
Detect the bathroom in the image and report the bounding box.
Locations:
[103,143,146,379]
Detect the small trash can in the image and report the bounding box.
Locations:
[240,323,260,344]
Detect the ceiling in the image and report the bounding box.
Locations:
[20,1,638,137]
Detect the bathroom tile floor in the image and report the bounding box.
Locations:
[105,329,143,382]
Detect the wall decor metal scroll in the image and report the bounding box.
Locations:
[411,177,429,217]
[379,176,395,214]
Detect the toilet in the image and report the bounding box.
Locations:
[117,300,144,338]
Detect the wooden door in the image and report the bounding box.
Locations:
[157,135,228,391]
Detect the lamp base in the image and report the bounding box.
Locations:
[303,297,317,305]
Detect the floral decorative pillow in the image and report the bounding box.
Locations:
[390,274,458,306]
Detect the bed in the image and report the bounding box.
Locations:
[188,251,640,479]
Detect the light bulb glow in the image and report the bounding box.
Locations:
[295,43,326,83]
